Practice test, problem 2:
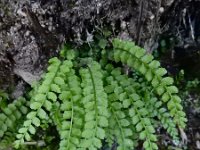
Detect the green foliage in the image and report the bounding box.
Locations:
[0,39,187,150]
[0,97,28,138]
[112,38,186,129]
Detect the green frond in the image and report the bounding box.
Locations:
[112,38,187,129]
[59,69,84,150]
[15,57,73,148]
[79,61,109,149]
[0,97,28,138]
[105,66,157,150]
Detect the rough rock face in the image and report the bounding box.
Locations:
[0,0,175,94]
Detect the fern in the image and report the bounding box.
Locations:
[112,38,186,129]
[79,61,109,149]
[0,97,28,138]
[0,39,187,150]
[104,65,158,149]
[59,66,84,149]
[15,57,63,147]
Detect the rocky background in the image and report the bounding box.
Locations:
[1,0,200,149]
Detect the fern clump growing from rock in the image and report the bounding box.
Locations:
[0,39,187,150]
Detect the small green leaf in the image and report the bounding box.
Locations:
[120,119,130,127]
[30,102,41,110]
[25,133,31,141]
[167,86,178,94]
[96,127,105,139]
[47,92,57,101]
[80,139,92,148]
[124,128,133,136]
[14,140,21,149]
[44,100,52,111]
[93,137,102,148]
[54,77,65,85]
[142,118,151,126]
[156,86,165,95]
[139,131,146,140]
[135,48,145,58]
[27,112,37,119]
[29,125,36,134]
[162,92,170,102]
[123,99,131,108]
[134,100,144,108]
[149,60,160,69]
[167,100,175,110]
[141,54,153,63]
[136,122,143,132]
[16,134,23,139]
[98,116,108,127]
[152,143,158,149]
[162,77,174,85]
[155,68,167,76]
[98,39,108,49]
[19,128,27,134]
[51,84,61,93]
[0,130,4,137]
[124,138,134,147]
[85,121,96,129]
[82,129,93,138]
[145,70,153,81]
[60,65,70,73]
[63,111,72,119]
[139,108,148,116]
[38,84,49,93]
[59,91,71,101]
[147,126,155,133]
[149,134,157,142]
[38,109,48,119]
[129,108,136,117]
[34,94,46,102]
[139,64,147,74]
[32,117,40,127]
[24,120,32,127]
[20,106,28,114]
[0,114,8,121]
[48,57,60,64]
[151,77,160,87]
[132,115,139,125]
[66,50,75,60]
[61,121,71,130]
[3,108,12,115]
[143,141,149,149]
[70,137,79,145]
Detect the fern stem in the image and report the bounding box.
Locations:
[66,100,74,150]
[134,104,153,150]
[88,66,98,139]
[110,107,126,150]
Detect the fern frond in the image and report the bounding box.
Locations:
[79,61,109,149]
[112,38,187,128]
[0,132,15,150]
[131,75,179,140]
[105,65,158,150]
[0,97,28,138]
[15,57,73,147]
[58,69,84,150]
[103,65,136,149]
[50,102,62,131]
